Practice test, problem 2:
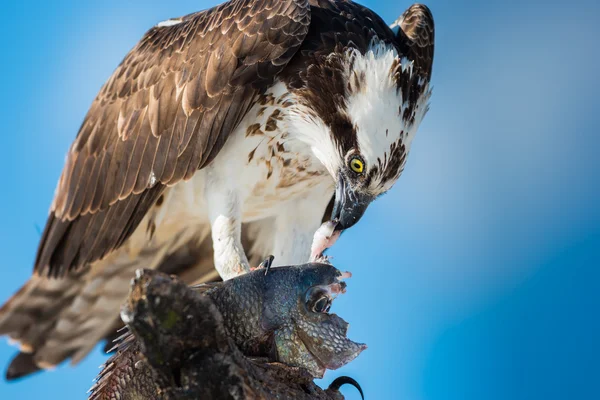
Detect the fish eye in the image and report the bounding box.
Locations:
[312,296,331,313]
[349,157,364,174]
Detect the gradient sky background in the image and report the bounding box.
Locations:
[1,0,599,399]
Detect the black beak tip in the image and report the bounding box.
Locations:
[334,209,365,231]
[337,215,360,230]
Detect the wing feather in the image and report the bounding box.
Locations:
[392,4,435,80]
[37,0,311,277]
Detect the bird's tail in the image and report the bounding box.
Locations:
[0,218,280,380]
[0,238,219,381]
[0,256,134,380]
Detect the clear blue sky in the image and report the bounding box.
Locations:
[1,1,599,399]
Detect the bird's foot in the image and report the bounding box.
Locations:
[309,219,341,263]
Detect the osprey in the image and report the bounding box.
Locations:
[0,0,434,379]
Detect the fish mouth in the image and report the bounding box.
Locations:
[337,271,351,288]
[321,270,352,307]
[305,271,351,312]
[321,280,348,297]
[330,270,351,295]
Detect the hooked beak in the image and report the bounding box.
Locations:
[331,174,373,230]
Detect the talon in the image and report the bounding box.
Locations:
[258,255,274,269]
[250,255,275,274]
[312,254,333,265]
[258,255,274,275]
[328,376,364,400]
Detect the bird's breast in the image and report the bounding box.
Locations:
[143,82,334,237]
[237,90,333,220]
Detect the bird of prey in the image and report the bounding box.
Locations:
[0,0,434,379]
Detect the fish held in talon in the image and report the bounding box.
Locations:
[203,263,365,378]
[92,263,365,399]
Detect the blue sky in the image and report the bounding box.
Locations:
[0,0,599,399]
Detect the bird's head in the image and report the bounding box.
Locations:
[288,39,432,230]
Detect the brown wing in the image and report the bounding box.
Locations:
[36,0,311,277]
[393,4,435,80]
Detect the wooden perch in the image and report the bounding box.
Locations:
[89,270,360,400]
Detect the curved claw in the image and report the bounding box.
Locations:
[258,255,275,275]
[328,376,364,400]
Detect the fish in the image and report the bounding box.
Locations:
[198,261,365,378]
[89,263,366,399]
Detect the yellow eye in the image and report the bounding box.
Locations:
[349,157,364,174]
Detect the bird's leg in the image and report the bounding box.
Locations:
[206,187,250,281]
